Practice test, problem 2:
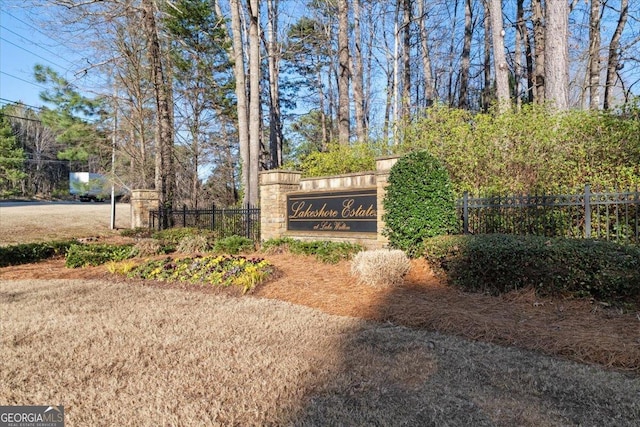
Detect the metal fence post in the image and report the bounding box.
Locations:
[211,203,216,232]
[182,204,187,227]
[584,184,591,238]
[463,192,469,234]
[246,204,251,239]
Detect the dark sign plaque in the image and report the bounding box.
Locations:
[287,189,377,233]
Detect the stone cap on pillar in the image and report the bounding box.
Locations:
[259,170,302,185]
[376,155,400,174]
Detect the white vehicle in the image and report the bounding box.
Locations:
[69,172,111,202]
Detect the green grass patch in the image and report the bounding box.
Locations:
[424,234,640,307]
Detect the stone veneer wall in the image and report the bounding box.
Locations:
[130,189,160,228]
[260,155,399,248]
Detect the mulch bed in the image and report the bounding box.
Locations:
[2,252,639,374]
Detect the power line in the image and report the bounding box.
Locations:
[0,98,47,111]
[0,36,70,71]
[0,71,48,90]
[1,9,84,58]
[0,24,75,68]
[0,112,42,123]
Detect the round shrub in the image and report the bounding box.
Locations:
[383,150,458,255]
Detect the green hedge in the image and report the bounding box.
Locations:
[383,150,458,256]
[65,243,137,268]
[424,234,640,305]
[0,240,76,267]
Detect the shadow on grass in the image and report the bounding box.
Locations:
[281,284,640,426]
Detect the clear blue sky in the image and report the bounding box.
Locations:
[0,2,87,112]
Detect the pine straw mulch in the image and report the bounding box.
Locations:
[1,251,639,374]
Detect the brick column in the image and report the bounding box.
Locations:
[375,156,400,246]
[259,170,301,241]
[130,189,160,228]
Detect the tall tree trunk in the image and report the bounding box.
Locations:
[266,0,283,168]
[142,0,174,219]
[482,0,492,111]
[447,0,460,106]
[514,0,523,109]
[351,0,366,141]
[519,0,535,104]
[248,0,260,205]
[588,0,601,109]
[532,0,545,103]
[459,0,472,109]
[489,0,510,112]
[401,0,411,119]
[418,0,435,106]
[337,0,350,145]
[545,0,569,110]
[604,0,628,110]
[229,0,250,205]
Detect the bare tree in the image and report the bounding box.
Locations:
[337,0,350,144]
[489,0,510,112]
[229,0,250,205]
[142,0,175,214]
[266,0,283,168]
[417,0,435,106]
[604,0,629,110]
[247,0,260,205]
[532,0,545,103]
[351,0,366,141]
[545,0,570,110]
[589,0,602,109]
[459,0,472,109]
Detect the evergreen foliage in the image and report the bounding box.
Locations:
[401,104,640,194]
[296,142,379,177]
[0,111,27,197]
[383,151,458,255]
[424,234,640,307]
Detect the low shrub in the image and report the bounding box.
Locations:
[151,227,214,244]
[351,249,411,287]
[262,238,363,264]
[424,234,640,306]
[120,227,153,239]
[128,255,272,293]
[65,243,137,268]
[260,237,297,254]
[0,240,76,267]
[133,238,165,256]
[213,235,255,254]
[176,235,212,253]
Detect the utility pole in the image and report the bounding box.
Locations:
[110,88,117,230]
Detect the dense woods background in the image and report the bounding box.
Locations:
[1,0,639,206]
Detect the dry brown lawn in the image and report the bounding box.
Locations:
[1,202,640,426]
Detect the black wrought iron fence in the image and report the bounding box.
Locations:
[149,204,261,242]
[457,185,640,244]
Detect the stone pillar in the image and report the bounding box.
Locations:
[260,170,301,241]
[375,156,400,246]
[130,189,160,229]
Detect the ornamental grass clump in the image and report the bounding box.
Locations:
[351,249,411,287]
[133,238,165,256]
[176,235,212,253]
